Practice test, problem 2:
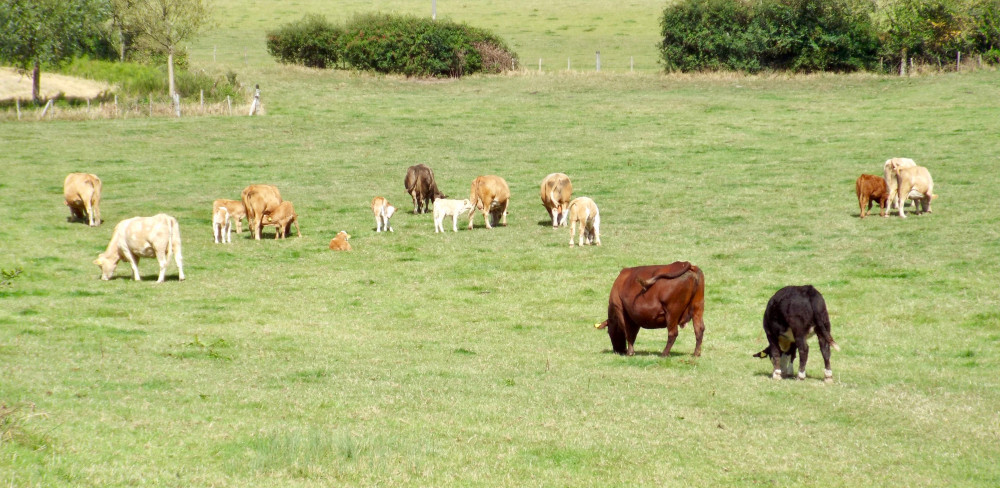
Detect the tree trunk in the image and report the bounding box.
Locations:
[32,60,41,104]
[167,49,176,97]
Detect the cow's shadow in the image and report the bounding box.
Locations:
[600,348,699,357]
[104,273,183,282]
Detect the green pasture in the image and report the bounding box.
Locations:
[3,0,1000,486]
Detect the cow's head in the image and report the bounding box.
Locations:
[93,254,118,280]
[434,188,447,199]
[336,230,351,241]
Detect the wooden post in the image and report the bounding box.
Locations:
[149,93,153,116]
[249,85,260,115]
[114,94,118,117]
[15,99,20,120]
[227,96,232,116]
[40,99,53,119]
[630,56,634,72]
[432,0,436,20]
[538,58,542,72]
[900,49,906,76]
[567,58,571,71]
[909,57,914,74]
[173,93,181,117]
[200,90,204,113]
[957,51,961,71]
[596,51,601,72]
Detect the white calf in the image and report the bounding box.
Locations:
[213,206,231,243]
[434,198,475,233]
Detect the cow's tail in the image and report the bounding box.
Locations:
[811,288,841,352]
[91,177,102,224]
[166,216,176,263]
[636,262,692,291]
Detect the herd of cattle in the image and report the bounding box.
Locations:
[61,156,938,382]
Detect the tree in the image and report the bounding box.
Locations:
[0,0,106,104]
[126,0,211,96]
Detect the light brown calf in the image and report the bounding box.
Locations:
[64,173,102,227]
[262,201,301,239]
[329,231,352,251]
[567,197,601,246]
[212,199,246,234]
[371,197,396,232]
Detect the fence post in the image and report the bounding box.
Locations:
[956,51,961,71]
[114,94,118,117]
[227,96,232,116]
[630,56,634,73]
[149,93,153,116]
[596,51,601,72]
[567,58,571,71]
[174,93,181,117]
[432,0,436,20]
[39,99,53,119]
[909,57,914,75]
[15,99,20,120]
[538,58,542,73]
[900,49,906,76]
[200,90,204,113]
[249,85,260,116]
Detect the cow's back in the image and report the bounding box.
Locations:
[64,173,100,201]
[242,185,282,214]
[406,164,435,192]
[116,214,180,256]
[764,285,820,329]
[613,263,703,326]
[897,166,933,192]
[540,173,572,206]
[471,175,510,203]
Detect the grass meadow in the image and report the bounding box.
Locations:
[3,1,1000,486]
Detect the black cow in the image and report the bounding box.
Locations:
[754,285,840,381]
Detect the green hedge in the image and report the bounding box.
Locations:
[266,13,517,77]
[661,0,1000,73]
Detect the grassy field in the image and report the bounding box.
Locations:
[3,1,1000,486]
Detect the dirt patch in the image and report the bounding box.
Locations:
[0,67,112,102]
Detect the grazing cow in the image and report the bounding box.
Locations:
[883,158,916,210]
[329,231,352,251]
[855,174,889,218]
[262,201,301,239]
[467,175,510,230]
[540,173,573,227]
[567,197,601,246]
[213,206,231,243]
[404,164,446,214]
[371,197,396,232]
[212,199,246,234]
[241,184,282,240]
[894,165,937,218]
[596,262,705,357]
[94,214,184,283]
[754,285,840,381]
[433,198,475,233]
[63,173,102,227]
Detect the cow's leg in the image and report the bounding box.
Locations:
[235,216,243,234]
[897,182,910,218]
[411,191,419,214]
[858,194,868,218]
[500,199,509,226]
[795,335,809,380]
[123,253,141,281]
[550,207,559,227]
[625,322,640,356]
[452,213,460,232]
[661,324,679,357]
[174,242,185,282]
[482,200,493,229]
[467,204,478,230]
[769,342,783,379]
[214,223,220,243]
[691,308,705,358]
[155,249,169,283]
[818,334,833,382]
[225,220,232,243]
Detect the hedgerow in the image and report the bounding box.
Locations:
[266,13,518,77]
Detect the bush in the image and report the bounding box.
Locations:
[660,0,878,73]
[265,13,517,77]
[266,14,343,69]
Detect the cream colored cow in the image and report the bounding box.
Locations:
[94,214,184,283]
[63,173,102,226]
[213,206,231,243]
[883,158,916,210]
[434,198,474,233]
[894,166,937,218]
[567,197,601,247]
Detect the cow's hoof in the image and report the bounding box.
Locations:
[772,370,782,380]
[797,372,806,380]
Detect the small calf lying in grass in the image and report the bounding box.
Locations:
[329,231,351,251]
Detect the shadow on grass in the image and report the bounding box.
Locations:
[600,348,700,357]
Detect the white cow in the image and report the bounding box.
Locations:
[433,198,475,233]
[883,158,917,210]
[213,206,231,243]
[567,197,601,247]
[94,214,185,283]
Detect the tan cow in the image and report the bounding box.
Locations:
[329,231,352,251]
[262,201,301,239]
[213,206,231,243]
[433,198,475,233]
[371,197,396,232]
[241,184,282,240]
[63,173,102,227]
[567,197,601,246]
[467,175,510,230]
[94,214,184,283]
[883,158,916,210]
[212,199,246,234]
[894,166,937,218]
[540,172,573,227]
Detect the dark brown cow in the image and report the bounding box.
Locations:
[753,285,840,382]
[855,174,889,218]
[404,164,446,214]
[596,262,705,357]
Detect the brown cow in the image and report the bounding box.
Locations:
[467,175,510,230]
[212,199,246,234]
[540,173,572,227]
[63,173,102,226]
[329,231,352,251]
[596,262,705,357]
[404,164,446,214]
[262,201,301,239]
[241,184,282,240]
[855,174,889,218]
[894,165,937,218]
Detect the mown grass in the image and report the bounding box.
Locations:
[2,1,1000,486]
